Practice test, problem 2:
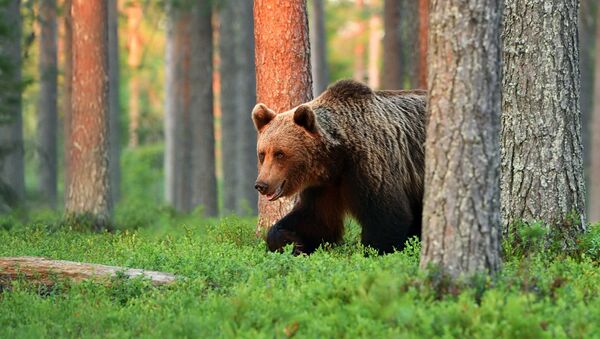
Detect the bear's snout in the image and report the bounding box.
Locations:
[254,181,269,194]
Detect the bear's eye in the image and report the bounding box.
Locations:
[258,152,265,163]
[274,151,285,160]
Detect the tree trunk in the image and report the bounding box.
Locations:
[420,0,502,278]
[382,0,418,89]
[63,0,73,204]
[67,0,112,229]
[0,256,177,287]
[310,0,329,96]
[190,2,217,217]
[579,0,596,183]
[0,0,25,211]
[590,7,600,223]
[236,1,258,216]
[417,0,428,89]
[366,0,381,89]
[501,0,587,243]
[254,0,313,234]
[164,2,178,208]
[126,1,142,148]
[353,0,367,83]
[108,0,121,206]
[37,0,58,209]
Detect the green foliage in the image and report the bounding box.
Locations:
[1,215,599,338]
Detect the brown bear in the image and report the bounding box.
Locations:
[252,79,426,254]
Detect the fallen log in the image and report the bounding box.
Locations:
[0,256,178,287]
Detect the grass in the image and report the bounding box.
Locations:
[0,213,599,338]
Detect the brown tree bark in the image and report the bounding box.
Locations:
[66,0,112,229]
[254,0,313,233]
[417,0,428,89]
[420,0,502,278]
[502,0,587,242]
[0,0,25,210]
[190,2,217,217]
[126,0,142,148]
[590,6,600,223]
[63,0,73,203]
[353,0,367,83]
[366,0,381,89]
[382,0,418,89]
[0,256,177,287]
[108,0,121,206]
[37,0,58,209]
[310,0,329,96]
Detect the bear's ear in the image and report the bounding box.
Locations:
[293,105,317,133]
[252,103,276,132]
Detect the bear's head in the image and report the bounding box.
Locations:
[252,103,324,201]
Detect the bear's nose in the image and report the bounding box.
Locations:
[254,181,268,194]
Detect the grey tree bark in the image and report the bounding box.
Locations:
[420,0,502,278]
[579,0,596,181]
[220,0,257,216]
[37,0,58,209]
[310,0,329,96]
[0,0,25,211]
[108,0,120,206]
[66,0,112,229]
[164,2,178,208]
[590,6,600,223]
[190,2,217,217]
[502,0,587,243]
[382,0,418,89]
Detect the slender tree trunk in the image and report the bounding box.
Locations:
[63,0,73,204]
[126,1,142,148]
[254,0,313,234]
[420,0,502,278]
[502,0,587,243]
[164,2,178,208]
[579,0,596,183]
[37,0,58,208]
[366,0,381,89]
[108,0,120,206]
[190,2,217,217]
[236,1,258,216]
[417,0,428,89]
[220,0,239,215]
[382,0,401,89]
[590,7,600,223]
[353,0,366,83]
[67,0,111,229]
[0,0,25,210]
[310,0,329,96]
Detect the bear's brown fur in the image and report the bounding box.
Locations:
[252,79,426,254]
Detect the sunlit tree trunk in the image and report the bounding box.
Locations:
[108,0,120,206]
[0,0,25,210]
[366,0,381,89]
[126,1,142,148]
[417,0,428,89]
[502,0,587,243]
[310,0,329,96]
[420,0,502,278]
[66,0,111,229]
[190,3,217,217]
[37,0,58,208]
[353,0,366,83]
[254,0,312,234]
[590,7,600,223]
[63,0,73,203]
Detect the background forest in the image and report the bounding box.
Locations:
[0,0,599,337]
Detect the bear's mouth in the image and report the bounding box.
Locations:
[266,180,286,201]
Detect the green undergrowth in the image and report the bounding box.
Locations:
[0,214,599,338]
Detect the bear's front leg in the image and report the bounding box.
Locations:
[266,223,306,254]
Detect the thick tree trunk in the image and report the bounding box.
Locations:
[108,0,121,206]
[37,0,58,209]
[0,0,25,210]
[254,0,313,234]
[190,3,217,217]
[502,0,587,242]
[590,7,600,223]
[310,0,329,96]
[420,0,502,278]
[126,1,142,149]
[417,0,428,89]
[0,257,177,287]
[67,0,112,229]
[63,0,73,203]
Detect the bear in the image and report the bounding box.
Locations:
[252,79,426,254]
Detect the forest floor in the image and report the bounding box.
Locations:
[0,213,599,338]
